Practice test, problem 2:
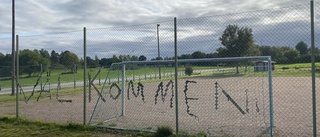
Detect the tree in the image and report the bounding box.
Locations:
[19,49,43,77]
[85,56,100,68]
[112,55,121,63]
[0,54,12,66]
[295,41,309,55]
[260,45,285,63]
[138,55,147,61]
[178,54,192,59]
[0,53,11,77]
[131,55,139,61]
[94,55,100,67]
[185,66,193,76]
[0,52,4,65]
[259,46,273,56]
[218,24,259,73]
[86,56,95,68]
[60,51,80,71]
[283,49,299,64]
[191,51,206,59]
[219,25,259,57]
[100,58,113,67]
[155,57,163,60]
[50,50,59,64]
[39,49,50,59]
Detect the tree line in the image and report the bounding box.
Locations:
[1,24,318,77]
[170,25,319,64]
[0,49,147,77]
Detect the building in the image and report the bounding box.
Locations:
[254,61,275,72]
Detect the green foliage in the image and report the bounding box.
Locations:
[218,24,259,57]
[295,41,309,55]
[0,66,11,77]
[195,131,207,137]
[108,123,117,127]
[86,56,100,68]
[192,51,206,59]
[283,49,299,64]
[19,49,51,77]
[260,43,316,64]
[155,125,173,137]
[0,117,105,137]
[97,121,104,125]
[138,55,147,61]
[0,54,12,66]
[50,50,59,64]
[185,66,194,76]
[176,130,207,137]
[60,51,80,71]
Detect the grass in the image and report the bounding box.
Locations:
[0,86,87,104]
[0,66,205,88]
[155,125,173,137]
[0,117,214,137]
[1,62,319,89]
[1,64,287,137]
[0,116,146,137]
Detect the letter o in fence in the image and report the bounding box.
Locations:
[109,83,121,100]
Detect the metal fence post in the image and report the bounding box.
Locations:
[11,0,15,96]
[74,64,76,88]
[174,17,179,135]
[83,27,87,125]
[40,64,43,91]
[268,57,274,137]
[310,1,316,137]
[122,64,126,116]
[15,35,19,119]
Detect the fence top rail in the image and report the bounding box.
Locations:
[111,56,271,66]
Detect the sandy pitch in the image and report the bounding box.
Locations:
[1,77,320,136]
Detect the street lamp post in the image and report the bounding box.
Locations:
[157,24,161,79]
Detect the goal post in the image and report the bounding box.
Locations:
[89,56,274,136]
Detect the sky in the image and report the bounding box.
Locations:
[0,0,318,60]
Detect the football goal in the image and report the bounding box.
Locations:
[89,56,274,136]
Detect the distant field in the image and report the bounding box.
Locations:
[0,62,319,88]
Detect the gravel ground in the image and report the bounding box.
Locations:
[1,77,320,137]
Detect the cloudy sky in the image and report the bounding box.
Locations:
[0,0,318,59]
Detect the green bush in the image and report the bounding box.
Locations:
[156,125,173,137]
[195,131,207,137]
[185,66,194,76]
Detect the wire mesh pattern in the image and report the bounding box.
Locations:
[0,2,320,136]
[89,58,272,136]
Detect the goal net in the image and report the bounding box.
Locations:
[89,56,273,136]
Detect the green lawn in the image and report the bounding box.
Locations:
[0,117,212,137]
[0,66,202,88]
[1,63,319,89]
[0,117,156,137]
[0,86,85,104]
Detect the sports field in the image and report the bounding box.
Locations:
[1,76,317,136]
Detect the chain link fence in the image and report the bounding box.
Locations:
[4,31,89,123]
[0,2,320,136]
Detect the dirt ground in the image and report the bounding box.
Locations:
[1,77,320,137]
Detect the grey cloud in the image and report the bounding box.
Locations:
[0,0,318,59]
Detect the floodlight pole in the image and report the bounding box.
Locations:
[157,24,161,79]
[310,1,316,137]
[11,0,15,95]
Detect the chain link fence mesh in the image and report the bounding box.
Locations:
[15,31,86,123]
[0,2,320,136]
